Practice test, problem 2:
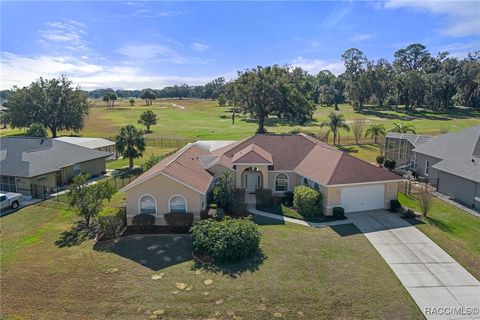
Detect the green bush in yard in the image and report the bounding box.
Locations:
[281,191,294,207]
[191,217,261,263]
[383,158,396,170]
[332,207,345,219]
[131,214,155,232]
[293,185,322,217]
[256,189,273,207]
[97,207,125,239]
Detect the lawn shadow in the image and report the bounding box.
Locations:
[192,250,266,279]
[337,144,377,154]
[93,234,192,271]
[331,223,363,237]
[252,214,286,226]
[55,220,96,248]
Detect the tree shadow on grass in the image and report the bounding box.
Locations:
[241,117,318,128]
[93,234,192,271]
[55,220,96,248]
[425,217,454,233]
[337,144,378,155]
[192,250,266,279]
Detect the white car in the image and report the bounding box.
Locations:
[0,192,23,210]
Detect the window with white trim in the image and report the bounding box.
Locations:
[425,160,430,176]
[139,195,156,215]
[275,174,288,192]
[170,195,187,213]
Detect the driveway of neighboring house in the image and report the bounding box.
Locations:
[347,210,480,320]
[0,198,42,217]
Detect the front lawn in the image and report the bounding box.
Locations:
[257,203,345,223]
[399,193,480,279]
[1,200,422,319]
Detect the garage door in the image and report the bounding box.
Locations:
[340,184,385,213]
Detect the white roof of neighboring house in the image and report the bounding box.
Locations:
[191,140,236,152]
[55,137,115,149]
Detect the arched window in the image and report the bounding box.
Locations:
[303,177,309,186]
[139,195,156,215]
[313,183,320,191]
[275,174,288,192]
[169,195,187,213]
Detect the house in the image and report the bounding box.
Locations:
[121,133,402,225]
[0,137,111,197]
[413,125,480,209]
[55,137,117,160]
[384,132,433,171]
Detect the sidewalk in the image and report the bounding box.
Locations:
[248,208,352,228]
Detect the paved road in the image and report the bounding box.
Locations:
[347,210,480,320]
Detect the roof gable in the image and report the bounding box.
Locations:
[232,144,273,164]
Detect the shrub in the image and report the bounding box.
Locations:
[27,123,48,138]
[293,186,322,217]
[332,207,345,219]
[98,207,125,239]
[213,172,234,209]
[191,217,261,263]
[376,155,385,166]
[164,212,194,226]
[131,214,156,232]
[230,189,247,216]
[383,158,396,170]
[390,199,401,212]
[281,191,294,207]
[256,189,273,207]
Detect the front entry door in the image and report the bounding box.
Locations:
[245,172,259,192]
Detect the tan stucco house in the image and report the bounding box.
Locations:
[0,137,111,197]
[121,133,402,225]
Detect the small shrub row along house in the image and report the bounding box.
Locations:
[121,133,401,225]
[0,137,112,197]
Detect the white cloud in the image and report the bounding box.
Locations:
[191,42,210,52]
[39,20,89,51]
[0,52,218,90]
[383,0,480,37]
[292,56,345,75]
[350,33,375,41]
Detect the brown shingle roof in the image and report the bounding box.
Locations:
[232,144,273,164]
[221,134,318,170]
[121,144,213,194]
[295,144,401,185]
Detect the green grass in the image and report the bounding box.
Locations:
[106,145,177,170]
[1,201,422,319]
[398,193,480,279]
[2,98,478,141]
[257,203,345,223]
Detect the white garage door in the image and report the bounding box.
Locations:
[340,184,385,213]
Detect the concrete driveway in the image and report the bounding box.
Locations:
[347,210,480,320]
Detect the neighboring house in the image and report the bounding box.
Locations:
[0,137,111,197]
[384,132,433,171]
[413,125,480,209]
[121,133,402,225]
[55,137,117,160]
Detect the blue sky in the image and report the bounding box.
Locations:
[1,1,479,90]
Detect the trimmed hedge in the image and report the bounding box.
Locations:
[293,186,322,217]
[281,191,294,207]
[191,217,261,263]
[131,214,156,232]
[230,188,247,216]
[164,212,194,226]
[332,207,345,219]
[98,207,125,239]
[256,189,273,207]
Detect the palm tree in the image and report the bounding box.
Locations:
[388,122,416,134]
[365,124,386,144]
[320,112,350,145]
[115,124,146,168]
[103,94,110,107]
